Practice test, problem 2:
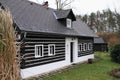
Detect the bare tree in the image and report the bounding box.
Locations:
[55,0,74,10]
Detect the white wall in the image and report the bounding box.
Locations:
[21,60,69,79]
[75,54,94,63]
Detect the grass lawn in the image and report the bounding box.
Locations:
[30,52,120,80]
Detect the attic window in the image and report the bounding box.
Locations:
[67,18,72,28]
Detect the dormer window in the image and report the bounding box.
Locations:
[67,18,72,28]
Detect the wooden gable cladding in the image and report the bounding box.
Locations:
[20,33,65,69]
[53,9,76,21]
[78,37,94,57]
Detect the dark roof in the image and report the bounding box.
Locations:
[94,37,106,44]
[54,9,76,21]
[73,19,98,37]
[0,0,97,37]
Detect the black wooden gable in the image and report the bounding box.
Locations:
[53,9,76,21]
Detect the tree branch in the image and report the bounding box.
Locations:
[61,0,75,9]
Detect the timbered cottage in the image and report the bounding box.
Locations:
[94,37,108,52]
[0,0,98,78]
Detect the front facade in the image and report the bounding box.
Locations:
[20,33,94,78]
[0,0,97,79]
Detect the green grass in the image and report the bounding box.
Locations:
[39,52,120,80]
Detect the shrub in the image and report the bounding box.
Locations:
[109,68,120,78]
[0,8,21,80]
[88,58,94,64]
[110,44,120,63]
[115,71,120,78]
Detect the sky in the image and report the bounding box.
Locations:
[29,0,120,15]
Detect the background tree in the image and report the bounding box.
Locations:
[55,0,74,10]
[80,8,120,33]
[107,9,116,32]
[115,12,120,34]
[82,14,88,23]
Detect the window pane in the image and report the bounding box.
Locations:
[78,44,82,52]
[80,45,82,51]
[50,46,52,54]
[82,43,84,51]
[40,46,42,56]
[67,19,72,28]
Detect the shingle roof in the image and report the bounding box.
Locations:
[94,37,105,44]
[73,19,98,37]
[0,0,97,37]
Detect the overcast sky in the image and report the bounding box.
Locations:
[29,0,120,15]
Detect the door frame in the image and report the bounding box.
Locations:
[65,37,78,64]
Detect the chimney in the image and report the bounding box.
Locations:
[43,1,49,9]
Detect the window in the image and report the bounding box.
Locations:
[84,43,87,51]
[16,34,21,40]
[67,18,72,28]
[78,43,82,52]
[35,45,43,58]
[78,43,84,52]
[88,43,92,50]
[81,43,84,51]
[48,44,55,56]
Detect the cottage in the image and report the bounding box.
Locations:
[94,37,108,52]
[0,0,97,79]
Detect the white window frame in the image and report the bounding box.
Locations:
[35,45,44,58]
[67,18,72,28]
[84,43,87,51]
[48,44,55,56]
[81,43,84,51]
[88,43,92,50]
[78,43,82,52]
